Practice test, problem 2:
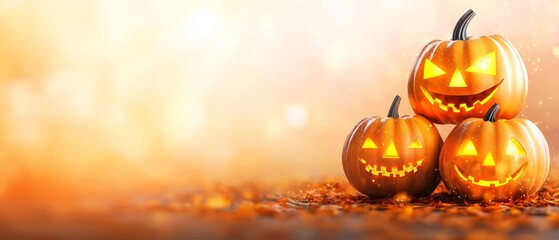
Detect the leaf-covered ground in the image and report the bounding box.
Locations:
[3,177,559,239]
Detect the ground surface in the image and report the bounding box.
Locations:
[2,178,559,239]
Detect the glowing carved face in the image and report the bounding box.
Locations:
[358,137,425,178]
[342,99,443,198]
[408,10,528,124]
[408,37,528,125]
[420,51,500,113]
[438,103,549,202]
[452,138,527,187]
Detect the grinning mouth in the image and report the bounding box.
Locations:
[359,158,424,178]
[420,79,503,113]
[453,162,527,187]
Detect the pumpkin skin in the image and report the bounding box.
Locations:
[342,96,443,198]
[408,9,528,124]
[439,104,550,202]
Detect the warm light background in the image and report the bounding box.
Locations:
[0,0,558,200]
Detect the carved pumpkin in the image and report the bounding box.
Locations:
[342,96,443,198]
[439,104,550,202]
[408,9,528,124]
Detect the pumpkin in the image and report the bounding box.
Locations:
[408,9,528,124]
[342,95,443,198]
[439,104,550,202]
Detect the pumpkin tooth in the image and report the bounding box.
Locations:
[419,80,503,113]
[453,162,527,187]
[447,103,460,113]
[472,100,482,107]
[459,103,475,112]
[363,159,426,178]
[434,100,449,111]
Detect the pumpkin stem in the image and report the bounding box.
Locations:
[387,95,401,118]
[483,104,500,122]
[452,9,476,41]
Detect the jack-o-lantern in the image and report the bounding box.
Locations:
[440,104,550,202]
[408,9,528,124]
[342,96,443,198]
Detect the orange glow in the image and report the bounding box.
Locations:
[0,2,557,233]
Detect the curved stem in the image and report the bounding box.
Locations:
[452,9,476,41]
[483,104,500,122]
[387,95,401,118]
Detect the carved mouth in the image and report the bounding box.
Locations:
[420,79,503,113]
[359,158,424,178]
[453,162,527,187]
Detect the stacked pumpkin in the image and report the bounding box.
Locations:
[342,9,550,202]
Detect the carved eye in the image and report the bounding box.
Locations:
[466,51,496,75]
[506,137,526,155]
[423,58,446,79]
[362,137,378,149]
[457,140,477,156]
[407,138,423,149]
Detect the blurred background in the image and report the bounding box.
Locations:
[0,0,557,204]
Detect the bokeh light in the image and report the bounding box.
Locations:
[0,0,557,207]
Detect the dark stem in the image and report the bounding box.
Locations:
[452,9,476,41]
[387,95,401,118]
[483,104,500,122]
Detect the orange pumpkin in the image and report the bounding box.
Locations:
[342,96,442,198]
[408,9,528,124]
[439,104,550,202]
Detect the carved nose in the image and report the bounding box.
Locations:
[449,68,467,87]
[482,153,496,167]
[383,141,399,159]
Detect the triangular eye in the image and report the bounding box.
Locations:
[423,58,446,79]
[457,140,477,156]
[362,137,378,149]
[407,138,423,148]
[466,51,496,75]
[506,137,526,155]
